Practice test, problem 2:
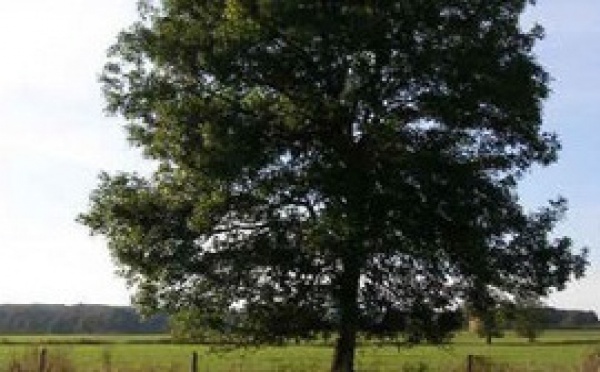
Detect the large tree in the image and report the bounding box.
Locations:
[80,1,588,371]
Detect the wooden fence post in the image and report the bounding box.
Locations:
[467,354,473,372]
[39,348,47,372]
[190,351,198,372]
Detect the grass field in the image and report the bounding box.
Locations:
[1,330,599,371]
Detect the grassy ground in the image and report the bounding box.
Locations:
[0,330,599,371]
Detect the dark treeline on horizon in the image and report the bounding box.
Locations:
[542,307,599,328]
[0,304,596,335]
[0,304,168,334]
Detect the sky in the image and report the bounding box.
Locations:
[0,1,598,313]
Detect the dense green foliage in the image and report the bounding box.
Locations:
[80,1,588,370]
[0,305,167,334]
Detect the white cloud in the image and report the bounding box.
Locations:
[547,268,600,314]
[0,220,131,305]
[0,0,139,305]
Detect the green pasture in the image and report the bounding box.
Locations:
[0,330,599,371]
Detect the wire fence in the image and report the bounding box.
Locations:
[3,347,600,372]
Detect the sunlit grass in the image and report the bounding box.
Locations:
[0,330,599,371]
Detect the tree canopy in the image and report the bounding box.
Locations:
[80,1,588,371]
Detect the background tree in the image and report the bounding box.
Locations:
[513,296,545,342]
[80,1,588,371]
[476,307,506,345]
[465,293,507,345]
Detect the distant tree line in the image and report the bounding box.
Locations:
[469,303,599,344]
[542,308,599,328]
[0,305,167,334]
[0,304,595,336]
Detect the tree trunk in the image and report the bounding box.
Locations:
[331,322,357,372]
[330,263,360,372]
